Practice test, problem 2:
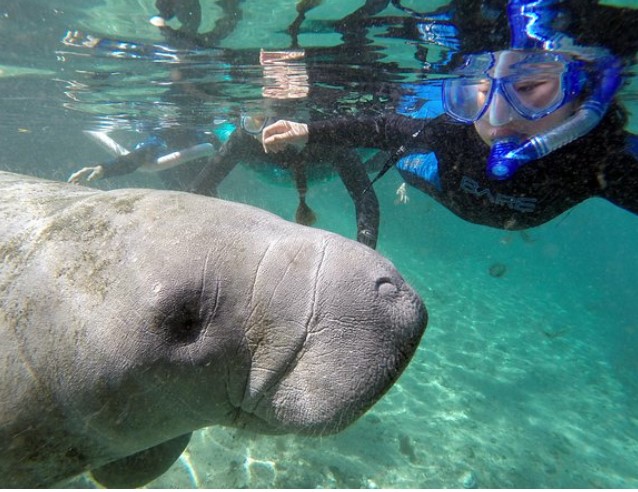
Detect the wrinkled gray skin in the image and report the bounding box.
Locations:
[0,171,427,488]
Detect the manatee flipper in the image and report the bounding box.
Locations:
[292,160,317,226]
[90,433,192,488]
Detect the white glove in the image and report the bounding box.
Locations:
[262,120,309,153]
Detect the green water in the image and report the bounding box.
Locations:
[1,0,637,488]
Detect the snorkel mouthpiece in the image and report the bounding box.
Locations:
[487,137,525,180]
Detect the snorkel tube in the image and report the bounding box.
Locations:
[486,0,624,180]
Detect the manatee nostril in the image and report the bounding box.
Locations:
[375,277,398,296]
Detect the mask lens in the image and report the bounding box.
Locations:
[443,77,492,122]
[443,52,579,123]
[241,115,269,134]
[502,70,565,119]
[500,54,573,119]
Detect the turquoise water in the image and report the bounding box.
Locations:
[1,0,638,488]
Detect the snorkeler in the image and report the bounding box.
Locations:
[188,109,381,248]
[261,0,638,231]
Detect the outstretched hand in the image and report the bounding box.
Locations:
[262,120,309,153]
[68,165,104,184]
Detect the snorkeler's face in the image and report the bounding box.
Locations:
[241,114,274,141]
[473,50,577,146]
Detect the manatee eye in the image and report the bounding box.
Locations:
[160,299,203,344]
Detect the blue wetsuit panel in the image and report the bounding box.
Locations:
[396,152,442,191]
[214,121,237,143]
[397,83,445,120]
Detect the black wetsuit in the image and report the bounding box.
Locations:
[308,105,638,229]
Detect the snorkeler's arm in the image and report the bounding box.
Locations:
[68,165,105,184]
[263,113,432,154]
[188,129,256,196]
[68,137,174,184]
[101,145,164,179]
[68,152,145,184]
[307,113,432,151]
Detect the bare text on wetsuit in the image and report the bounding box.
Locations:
[460,176,537,213]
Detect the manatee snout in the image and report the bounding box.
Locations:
[247,237,427,435]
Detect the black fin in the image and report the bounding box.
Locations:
[296,199,317,226]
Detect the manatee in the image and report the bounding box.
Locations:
[0,171,427,488]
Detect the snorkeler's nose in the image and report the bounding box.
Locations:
[488,91,515,126]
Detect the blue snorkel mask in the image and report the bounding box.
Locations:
[442,0,624,180]
[443,51,587,124]
[240,114,276,136]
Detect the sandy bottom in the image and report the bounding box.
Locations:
[62,172,638,489]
